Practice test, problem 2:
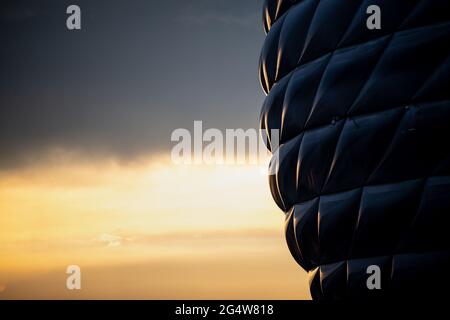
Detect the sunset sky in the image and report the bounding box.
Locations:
[0,0,310,299]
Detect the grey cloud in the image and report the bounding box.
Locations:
[0,2,37,23]
[0,0,266,169]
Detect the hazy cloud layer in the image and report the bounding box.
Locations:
[0,0,265,169]
[0,228,310,299]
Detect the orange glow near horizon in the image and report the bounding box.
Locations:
[0,154,310,299]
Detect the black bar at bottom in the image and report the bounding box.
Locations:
[0,299,441,319]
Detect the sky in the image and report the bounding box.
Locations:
[0,0,265,168]
[0,0,311,299]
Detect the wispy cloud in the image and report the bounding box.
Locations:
[94,233,131,247]
[173,0,260,29]
[175,12,259,28]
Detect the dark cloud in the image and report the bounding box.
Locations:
[0,0,265,169]
[0,1,38,23]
